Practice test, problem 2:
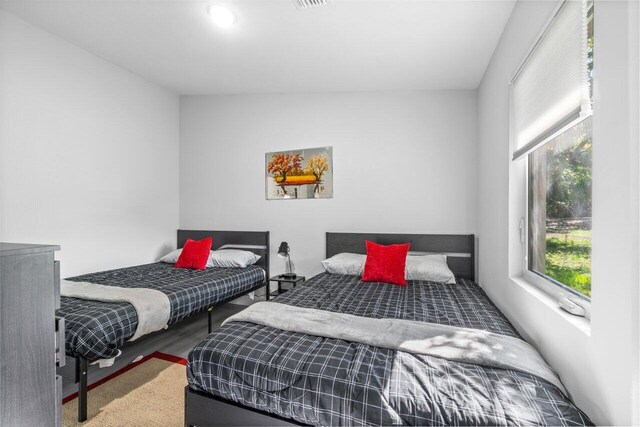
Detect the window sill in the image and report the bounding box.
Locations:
[509,276,591,336]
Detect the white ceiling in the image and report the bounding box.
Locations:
[0,0,515,95]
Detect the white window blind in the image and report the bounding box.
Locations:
[511,0,591,161]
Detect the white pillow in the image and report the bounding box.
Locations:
[321,252,456,284]
[159,248,186,264]
[406,254,456,284]
[160,249,260,268]
[208,249,261,268]
[321,253,366,275]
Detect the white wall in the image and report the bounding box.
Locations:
[477,1,639,425]
[0,10,180,277]
[180,91,478,278]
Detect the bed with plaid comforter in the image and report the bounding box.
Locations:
[187,273,593,426]
[57,263,265,361]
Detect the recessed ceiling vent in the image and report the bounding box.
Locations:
[292,0,330,10]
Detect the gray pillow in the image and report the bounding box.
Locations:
[406,254,456,284]
[321,253,366,275]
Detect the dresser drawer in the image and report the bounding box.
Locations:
[55,375,62,427]
[54,261,61,310]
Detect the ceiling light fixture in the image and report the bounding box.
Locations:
[208,5,237,28]
[292,0,330,9]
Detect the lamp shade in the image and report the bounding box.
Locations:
[277,242,289,258]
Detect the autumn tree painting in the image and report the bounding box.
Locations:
[267,153,303,184]
[266,147,333,200]
[304,155,330,182]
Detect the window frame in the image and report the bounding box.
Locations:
[522,120,592,319]
[509,0,593,319]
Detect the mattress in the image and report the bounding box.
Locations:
[57,262,265,361]
[187,273,593,426]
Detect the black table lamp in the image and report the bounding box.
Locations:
[277,242,296,279]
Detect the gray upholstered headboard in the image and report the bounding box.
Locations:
[326,232,475,281]
[177,230,270,278]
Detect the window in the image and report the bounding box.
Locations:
[528,117,592,299]
[511,0,593,315]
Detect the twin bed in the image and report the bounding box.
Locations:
[185,232,592,426]
[57,230,270,422]
[58,230,592,426]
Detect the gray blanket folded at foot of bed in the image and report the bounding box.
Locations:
[61,280,170,341]
[224,301,567,396]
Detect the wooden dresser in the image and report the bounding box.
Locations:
[0,243,62,427]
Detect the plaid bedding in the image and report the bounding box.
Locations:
[187,273,593,426]
[57,263,265,361]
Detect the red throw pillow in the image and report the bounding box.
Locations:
[361,240,411,286]
[175,237,213,270]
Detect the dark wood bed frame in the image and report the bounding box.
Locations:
[184,232,475,427]
[72,229,270,422]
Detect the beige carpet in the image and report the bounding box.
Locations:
[63,353,187,426]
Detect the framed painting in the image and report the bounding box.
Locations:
[265,146,333,200]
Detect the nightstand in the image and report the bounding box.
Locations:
[269,275,305,297]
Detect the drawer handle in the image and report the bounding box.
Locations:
[55,316,65,368]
